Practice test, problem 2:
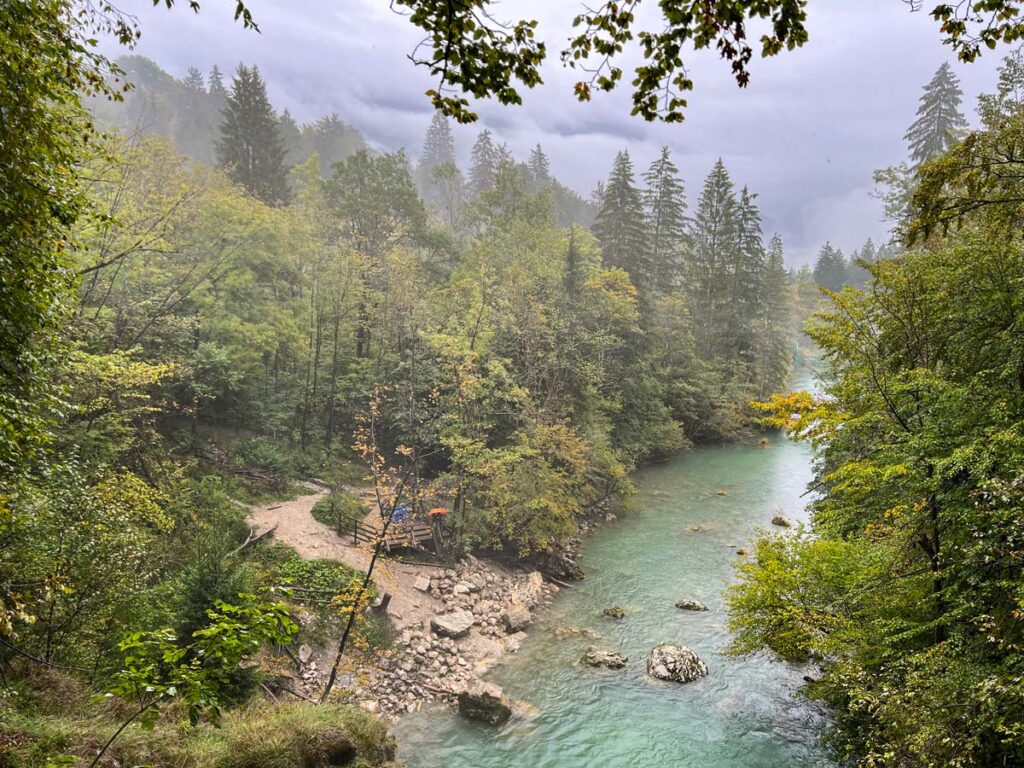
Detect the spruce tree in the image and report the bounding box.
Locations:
[812,242,848,291]
[216,64,289,205]
[728,186,766,362]
[593,150,649,293]
[468,129,498,198]
[528,144,551,186]
[278,109,303,167]
[642,146,687,293]
[182,67,205,92]
[208,64,227,107]
[753,234,792,397]
[904,62,968,166]
[687,159,738,355]
[846,238,875,289]
[416,112,456,200]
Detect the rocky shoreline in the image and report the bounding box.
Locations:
[287,555,561,721]
[254,490,614,723]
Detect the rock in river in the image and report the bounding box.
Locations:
[771,514,791,527]
[675,598,708,612]
[603,606,626,619]
[457,679,513,725]
[502,602,532,633]
[646,643,708,683]
[431,609,475,638]
[580,647,628,669]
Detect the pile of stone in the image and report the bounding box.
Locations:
[344,557,558,720]
[419,557,558,639]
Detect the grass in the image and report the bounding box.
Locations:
[311,491,367,536]
[1,666,400,767]
[246,544,391,652]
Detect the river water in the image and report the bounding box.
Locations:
[393,430,834,767]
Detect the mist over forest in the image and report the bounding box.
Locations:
[4,3,1024,768]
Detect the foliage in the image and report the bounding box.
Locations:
[109,594,297,726]
[733,121,1024,762]
[312,490,368,534]
[217,64,289,205]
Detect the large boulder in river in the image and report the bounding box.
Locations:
[647,643,708,683]
[457,679,512,725]
[502,602,532,633]
[675,598,708,612]
[580,647,628,669]
[431,609,475,638]
[603,606,626,619]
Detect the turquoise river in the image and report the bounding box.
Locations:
[393,428,834,767]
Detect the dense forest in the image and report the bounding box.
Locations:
[731,48,1024,767]
[4,2,1024,767]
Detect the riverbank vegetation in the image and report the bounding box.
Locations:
[2,5,809,765]
[731,49,1024,768]
[5,2,1022,766]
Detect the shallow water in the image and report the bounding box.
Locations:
[394,430,833,768]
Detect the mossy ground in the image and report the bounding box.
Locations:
[0,665,400,768]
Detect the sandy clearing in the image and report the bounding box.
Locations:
[247,484,444,631]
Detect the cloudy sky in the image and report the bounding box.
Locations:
[109,0,1009,266]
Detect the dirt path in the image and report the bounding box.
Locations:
[247,484,444,630]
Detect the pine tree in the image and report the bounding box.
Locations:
[728,186,766,362]
[468,129,498,198]
[278,109,303,167]
[182,67,205,92]
[208,64,227,107]
[687,159,738,355]
[593,150,649,293]
[753,234,792,397]
[528,144,550,186]
[564,225,583,295]
[308,113,364,176]
[904,63,968,167]
[642,146,687,293]
[416,112,456,200]
[812,242,848,291]
[846,238,875,289]
[216,64,289,205]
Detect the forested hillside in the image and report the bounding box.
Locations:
[6,2,1024,767]
[3,19,798,765]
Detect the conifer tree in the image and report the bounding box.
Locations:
[846,238,875,288]
[905,62,968,167]
[642,146,687,293]
[687,159,738,354]
[528,143,550,186]
[208,64,227,107]
[216,64,289,205]
[593,150,649,293]
[564,225,583,295]
[728,186,766,361]
[182,67,205,92]
[753,233,792,397]
[416,111,456,200]
[278,109,303,167]
[812,242,848,291]
[308,113,363,176]
[468,129,498,198]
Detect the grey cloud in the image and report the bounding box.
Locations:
[114,0,1007,266]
